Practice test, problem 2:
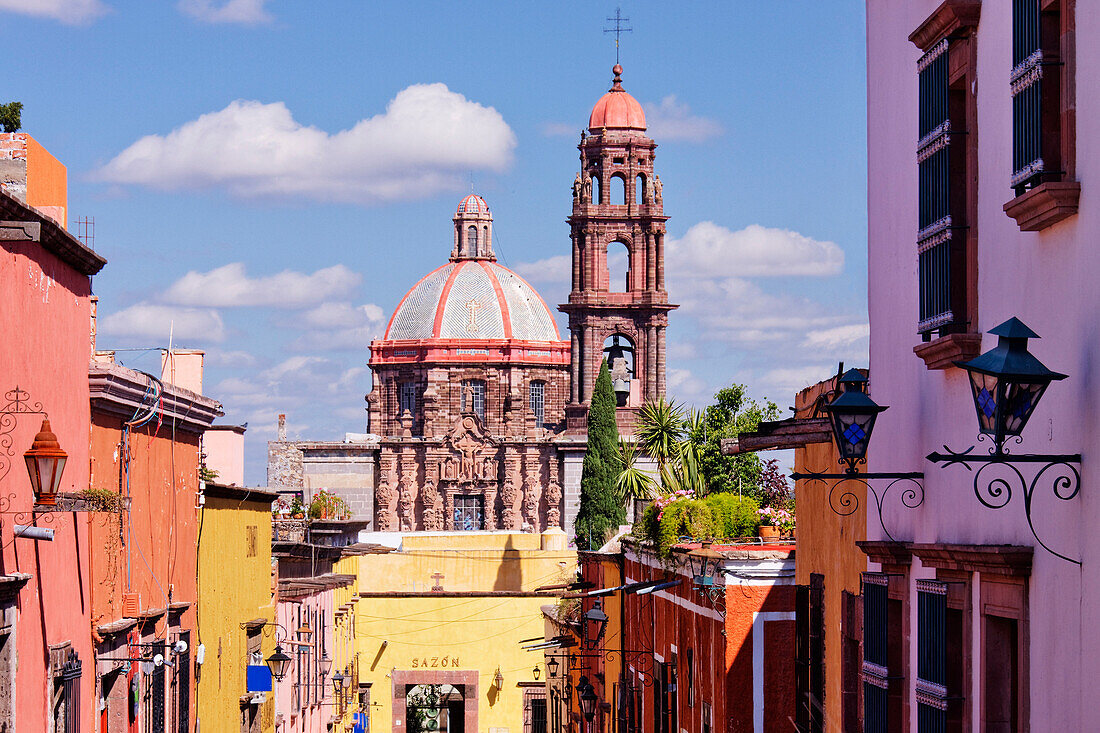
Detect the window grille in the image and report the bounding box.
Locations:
[862,573,890,733]
[525,689,548,733]
[461,380,486,420]
[148,643,166,733]
[175,631,190,733]
[57,650,81,733]
[399,382,419,418]
[916,580,948,733]
[453,495,484,531]
[916,39,956,337]
[529,382,546,426]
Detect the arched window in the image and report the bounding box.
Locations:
[461,379,486,420]
[636,173,647,204]
[607,241,630,292]
[467,225,478,255]
[611,174,627,205]
[591,174,601,204]
[529,381,546,426]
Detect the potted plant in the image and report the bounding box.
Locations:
[758,506,794,540]
[289,495,304,519]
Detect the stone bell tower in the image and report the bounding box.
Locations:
[560,64,677,432]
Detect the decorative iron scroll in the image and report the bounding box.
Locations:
[0,387,47,483]
[927,443,1081,564]
[790,472,925,543]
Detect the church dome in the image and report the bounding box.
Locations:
[457,194,490,215]
[588,64,647,132]
[384,260,561,342]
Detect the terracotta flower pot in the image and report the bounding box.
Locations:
[759,525,780,541]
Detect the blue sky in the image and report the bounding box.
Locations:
[3,1,869,484]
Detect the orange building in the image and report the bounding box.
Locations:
[558,537,797,733]
[88,351,221,732]
[0,131,68,226]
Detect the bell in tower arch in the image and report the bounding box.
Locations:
[603,334,635,407]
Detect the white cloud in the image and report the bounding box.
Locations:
[759,365,840,400]
[204,349,257,367]
[667,368,707,401]
[0,0,108,24]
[668,222,843,278]
[163,263,360,308]
[643,96,722,142]
[801,323,869,353]
[513,254,571,284]
[178,0,271,25]
[99,303,226,342]
[290,302,388,352]
[97,87,517,204]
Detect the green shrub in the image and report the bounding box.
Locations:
[633,492,761,557]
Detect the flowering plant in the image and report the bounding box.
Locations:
[652,489,696,520]
[758,506,795,533]
[272,496,292,516]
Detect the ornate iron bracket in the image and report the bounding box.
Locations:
[0,386,47,483]
[790,471,925,543]
[926,444,1082,565]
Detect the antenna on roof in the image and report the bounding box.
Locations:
[603,7,632,65]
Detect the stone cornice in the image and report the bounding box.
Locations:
[910,543,1032,576]
[0,189,107,275]
[89,361,222,434]
[909,0,982,52]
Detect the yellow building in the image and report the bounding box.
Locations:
[355,531,576,733]
[196,484,279,733]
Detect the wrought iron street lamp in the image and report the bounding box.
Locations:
[532,664,541,681]
[266,644,292,681]
[955,317,1066,454]
[493,667,504,690]
[547,657,559,678]
[331,671,345,696]
[24,419,67,505]
[578,677,597,722]
[583,600,608,648]
[791,368,924,540]
[825,370,887,474]
[318,652,333,677]
[928,317,1082,564]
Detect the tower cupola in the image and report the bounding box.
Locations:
[452,194,494,261]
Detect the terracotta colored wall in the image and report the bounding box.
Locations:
[0,233,93,731]
[88,412,201,639]
[25,135,67,227]
[792,377,866,732]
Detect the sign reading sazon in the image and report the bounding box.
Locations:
[410,657,460,668]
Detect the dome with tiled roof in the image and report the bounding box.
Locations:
[371,196,568,367]
[588,64,647,132]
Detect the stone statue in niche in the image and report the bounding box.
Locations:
[398,471,418,531]
[582,175,592,203]
[653,175,663,203]
[375,470,398,532]
[573,172,583,202]
[545,479,563,527]
[522,475,540,531]
[422,480,445,531]
[500,475,519,530]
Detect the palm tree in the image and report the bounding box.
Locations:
[635,397,685,472]
[615,439,657,501]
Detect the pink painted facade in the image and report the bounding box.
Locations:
[0,188,105,730]
[866,1,1094,729]
[275,590,336,733]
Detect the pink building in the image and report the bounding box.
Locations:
[864,1,1090,730]
[0,186,105,729]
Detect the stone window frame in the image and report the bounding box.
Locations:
[529,381,546,427]
[909,0,983,371]
[1003,0,1080,231]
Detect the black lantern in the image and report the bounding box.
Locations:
[532,664,541,681]
[955,318,1066,453]
[578,677,598,722]
[24,419,67,506]
[265,644,292,681]
[583,600,609,648]
[825,369,887,473]
[547,657,559,678]
[318,652,333,677]
[331,671,345,696]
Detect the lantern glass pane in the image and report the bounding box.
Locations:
[1002,381,1048,436]
[832,411,877,461]
[47,456,66,493]
[24,454,41,494]
[967,371,1000,434]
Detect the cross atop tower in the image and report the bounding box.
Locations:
[603,7,632,65]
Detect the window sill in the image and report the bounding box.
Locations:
[1003,181,1080,231]
[913,333,982,370]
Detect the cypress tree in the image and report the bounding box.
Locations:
[575,359,625,549]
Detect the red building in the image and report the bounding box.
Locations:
[0,183,105,730]
[556,538,797,733]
